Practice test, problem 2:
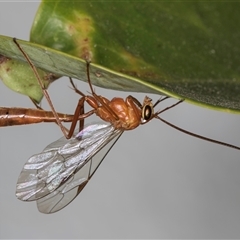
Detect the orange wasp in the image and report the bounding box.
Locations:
[11,39,240,214]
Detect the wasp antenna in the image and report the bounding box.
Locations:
[157,115,240,151]
[153,96,170,108]
[155,100,183,116]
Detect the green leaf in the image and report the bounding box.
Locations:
[0,1,240,112]
[0,36,160,103]
[0,53,54,103]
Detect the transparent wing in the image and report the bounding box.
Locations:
[16,123,122,213]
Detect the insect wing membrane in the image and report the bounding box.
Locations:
[16,123,121,213]
[16,134,81,201]
[37,123,122,213]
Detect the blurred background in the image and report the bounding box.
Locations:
[0,2,240,238]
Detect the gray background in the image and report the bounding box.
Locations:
[0,2,240,239]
